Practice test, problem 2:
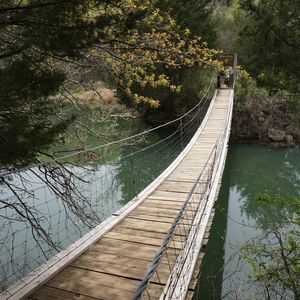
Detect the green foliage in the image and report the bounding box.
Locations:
[213,0,240,51]
[0,59,74,167]
[256,194,300,225]
[133,68,215,122]
[157,0,216,46]
[0,0,116,168]
[237,0,300,96]
[231,77,269,141]
[120,0,218,122]
[243,195,300,299]
[0,2,109,63]
[0,0,219,169]
[235,77,268,106]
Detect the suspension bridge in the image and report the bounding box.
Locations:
[0,84,234,300]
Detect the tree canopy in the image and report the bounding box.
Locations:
[0,0,219,170]
[157,0,216,46]
[237,0,300,95]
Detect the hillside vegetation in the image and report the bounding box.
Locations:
[1,0,299,169]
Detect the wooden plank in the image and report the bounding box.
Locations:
[210,108,228,112]
[167,171,204,178]
[189,252,205,290]
[128,210,195,232]
[167,176,197,183]
[178,149,205,156]
[112,226,183,242]
[167,173,199,179]
[145,198,194,206]
[47,279,134,300]
[127,213,178,224]
[186,291,194,300]
[169,168,203,175]
[177,155,207,161]
[46,267,162,300]
[157,181,196,193]
[88,238,179,265]
[142,199,188,208]
[169,175,206,184]
[166,176,198,183]
[128,208,198,222]
[117,219,191,236]
[183,151,212,156]
[204,121,225,127]
[173,166,204,172]
[91,236,159,252]
[28,286,98,300]
[147,190,190,201]
[140,200,199,213]
[128,209,196,225]
[71,249,176,282]
[172,161,205,169]
[132,205,188,217]
[157,181,208,193]
[82,245,179,277]
[199,134,219,139]
[132,205,197,217]
[71,255,172,285]
[193,139,217,144]
[70,256,169,284]
[104,231,183,249]
[140,200,182,210]
[139,202,182,212]
[175,161,211,168]
[77,250,151,266]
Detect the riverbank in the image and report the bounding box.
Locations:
[231,80,300,146]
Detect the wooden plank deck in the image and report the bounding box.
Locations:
[6,89,232,300]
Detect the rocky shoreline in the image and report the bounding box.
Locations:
[231,93,300,147]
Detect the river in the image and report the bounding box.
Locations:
[1,124,300,296]
[0,118,185,291]
[196,144,300,299]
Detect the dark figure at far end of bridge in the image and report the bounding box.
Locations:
[225,66,234,88]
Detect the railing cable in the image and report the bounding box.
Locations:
[0,78,213,177]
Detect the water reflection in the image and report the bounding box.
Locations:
[197,144,300,299]
[0,163,123,290]
[116,130,182,204]
[229,145,300,230]
[0,126,182,291]
[196,157,231,300]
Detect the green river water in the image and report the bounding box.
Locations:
[1,118,300,298]
[0,119,185,291]
[196,144,300,300]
